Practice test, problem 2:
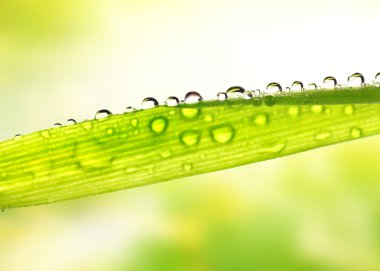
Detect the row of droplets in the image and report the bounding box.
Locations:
[14,71,379,135]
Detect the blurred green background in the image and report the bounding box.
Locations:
[1,0,380,270]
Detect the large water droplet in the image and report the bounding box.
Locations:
[348,72,365,87]
[226,86,245,98]
[323,76,337,89]
[150,117,168,134]
[343,105,355,115]
[210,124,235,143]
[165,96,180,106]
[217,92,227,101]
[314,130,331,141]
[95,109,112,119]
[180,130,201,146]
[375,72,380,82]
[266,82,282,93]
[292,81,304,91]
[180,108,200,119]
[350,127,363,139]
[184,91,202,103]
[141,97,158,109]
[253,113,269,126]
[264,95,276,106]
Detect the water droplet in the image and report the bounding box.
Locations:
[252,98,261,107]
[253,113,269,126]
[180,130,201,146]
[184,91,202,103]
[314,130,331,141]
[150,117,169,134]
[350,127,363,138]
[180,108,201,119]
[82,121,92,130]
[14,134,22,141]
[65,119,76,125]
[311,105,325,114]
[288,106,300,116]
[125,167,138,174]
[210,124,235,144]
[217,92,227,101]
[40,130,51,139]
[131,119,139,128]
[226,86,245,98]
[54,123,62,127]
[292,81,304,91]
[106,128,114,135]
[95,109,112,119]
[264,95,276,106]
[343,105,355,115]
[348,72,365,87]
[375,72,380,82]
[125,106,136,113]
[258,141,287,154]
[254,89,261,96]
[323,76,337,89]
[183,163,193,173]
[165,96,179,106]
[242,90,252,100]
[160,149,172,158]
[307,83,318,90]
[266,82,282,93]
[141,97,158,109]
[204,114,213,122]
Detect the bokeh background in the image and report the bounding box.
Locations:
[1,0,380,270]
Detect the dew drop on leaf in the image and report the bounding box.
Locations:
[40,130,51,139]
[95,109,112,120]
[150,117,169,134]
[210,124,235,144]
[125,106,136,113]
[67,119,77,125]
[323,76,337,89]
[264,95,276,106]
[288,106,300,116]
[350,126,363,138]
[183,163,193,172]
[141,97,158,109]
[160,149,172,158]
[130,119,139,128]
[292,81,304,91]
[347,72,365,87]
[314,130,332,141]
[180,130,201,146]
[307,83,318,90]
[184,91,202,103]
[311,105,325,114]
[266,82,282,93]
[165,96,180,106]
[243,90,253,100]
[343,105,355,115]
[226,86,245,98]
[253,113,269,126]
[217,92,227,101]
[180,108,201,119]
[375,72,380,82]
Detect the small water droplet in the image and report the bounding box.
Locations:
[310,105,325,114]
[95,109,112,119]
[375,72,380,82]
[141,97,158,109]
[131,119,139,128]
[165,96,180,106]
[125,167,138,174]
[204,114,213,122]
[125,106,136,113]
[210,124,235,144]
[347,72,365,87]
[243,90,253,100]
[180,108,200,119]
[180,130,201,146]
[217,92,227,101]
[150,117,169,134]
[264,95,276,106]
[266,82,282,93]
[323,76,337,89]
[184,91,202,103]
[183,163,193,172]
[252,98,261,107]
[54,123,62,127]
[14,134,22,141]
[350,127,363,138]
[67,119,77,125]
[254,89,261,96]
[292,81,304,91]
[226,86,245,98]
[343,105,355,115]
[40,130,51,139]
[307,83,318,90]
[314,130,331,141]
[82,121,92,130]
[288,106,300,116]
[106,128,114,135]
[253,113,269,126]
[160,149,172,158]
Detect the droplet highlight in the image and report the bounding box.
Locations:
[350,127,363,139]
[253,113,269,126]
[343,105,355,115]
[150,117,169,134]
[210,124,235,144]
[180,130,201,146]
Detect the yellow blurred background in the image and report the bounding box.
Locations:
[1,0,380,270]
